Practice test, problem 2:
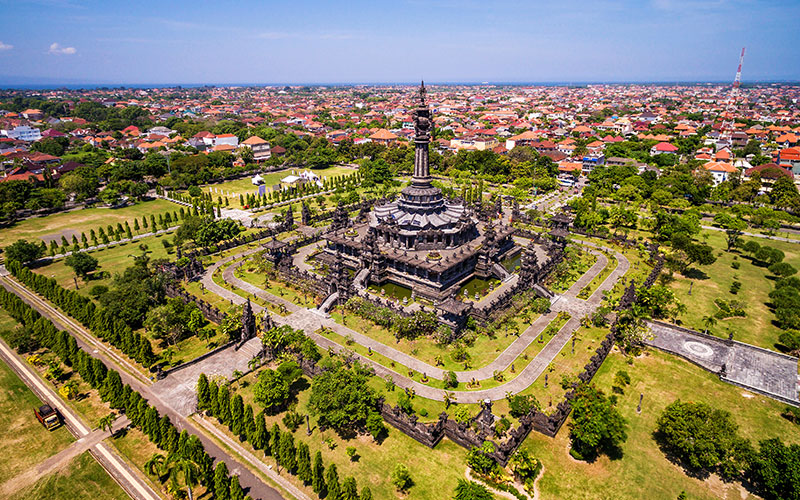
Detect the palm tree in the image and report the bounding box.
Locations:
[443,392,456,409]
[98,412,117,436]
[166,454,200,500]
[144,453,167,480]
[672,302,687,324]
[702,315,717,335]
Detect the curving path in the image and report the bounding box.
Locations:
[200,240,629,403]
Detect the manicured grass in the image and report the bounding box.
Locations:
[577,249,616,299]
[668,229,800,350]
[520,324,608,412]
[227,366,470,500]
[327,304,544,373]
[0,348,74,483]
[0,198,177,249]
[522,348,800,500]
[31,230,177,299]
[546,246,597,293]
[15,450,127,500]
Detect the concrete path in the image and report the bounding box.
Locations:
[150,338,263,417]
[646,320,799,405]
[200,240,630,403]
[0,336,160,500]
[702,224,800,244]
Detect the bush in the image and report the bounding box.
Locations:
[391,463,412,491]
[445,370,458,388]
[731,261,741,269]
[568,384,628,461]
[507,394,539,418]
[655,400,753,478]
[88,284,108,298]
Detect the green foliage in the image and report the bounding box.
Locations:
[466,442,498,475]
[507,393,540,418]
[4,239,44,264]
[253,368,290,412]
[453,478,494,500]
[655,400,754,478]
[307,361,379,434]
[391,462,412,491]
[568,384,628,461]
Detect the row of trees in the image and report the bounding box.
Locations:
[656,400,799,500]
[0,284,250,500]
[198,374,374,500]
[6,259,157,367]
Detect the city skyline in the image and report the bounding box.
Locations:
[0,0,799,86]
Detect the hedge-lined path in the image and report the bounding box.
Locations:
[0,335,158,500]
[0,275,287,500]
[199,241,630,403]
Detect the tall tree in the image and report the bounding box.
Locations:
[312,451,326,496]
[213,461,230,500]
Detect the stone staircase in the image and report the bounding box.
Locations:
[353,268,370,290]
[533,283,555,300]
[315,291,339,315]
[237,337,263,358]
[492,262,512,282]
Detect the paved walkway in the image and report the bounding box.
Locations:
[702,224,800,244]
[0,335,159,500]
[200,240,629,403]
[151,338,263,416]
[646,320,799,405]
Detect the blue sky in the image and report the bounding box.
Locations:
[0,0,798,85]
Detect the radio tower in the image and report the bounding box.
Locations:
[722,47,746,139]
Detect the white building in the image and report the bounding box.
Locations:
[4,125,42,142]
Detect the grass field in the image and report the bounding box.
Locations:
[228,364,470,500]
[31,230,177,298]
[669,229,800,350]
[0,347,75,484]
[0,198,177,250]
[15,450,127,500]
[522,348,800,500]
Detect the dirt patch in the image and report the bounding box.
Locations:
[40,229,80,244]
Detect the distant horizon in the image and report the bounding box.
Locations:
[2,78,799,92]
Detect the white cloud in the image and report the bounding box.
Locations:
[0,41,12,51]
[48,42,77,55]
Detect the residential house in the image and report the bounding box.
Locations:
[650,142,678,155]
[703,161,737,186]
[241,135,271,161]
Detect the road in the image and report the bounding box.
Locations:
[0,336,160,500]
[0,274,287,500]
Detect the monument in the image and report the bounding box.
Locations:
[322,82,523,303]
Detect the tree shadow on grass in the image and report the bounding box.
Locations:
[682,268,709,280]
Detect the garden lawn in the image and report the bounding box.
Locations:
[31,230,176,298]
[0,198,177,249]
[519,324,608,412]
[228,366,470,500]
[522,348,800,500]
[15,451,126,500]
[669,229,800,350]
[327,305,540,373]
